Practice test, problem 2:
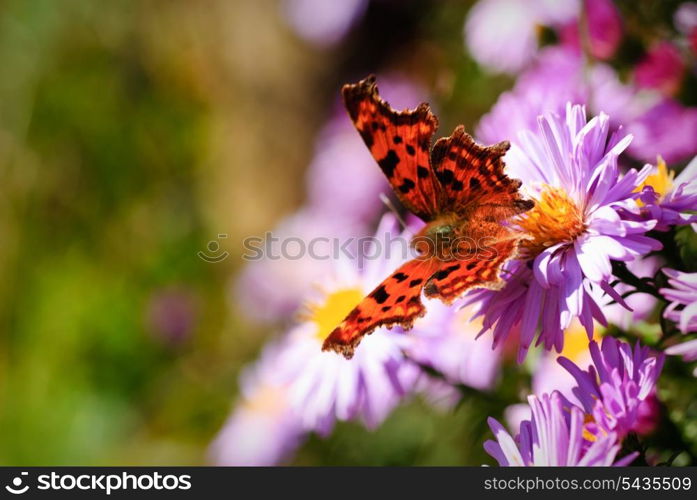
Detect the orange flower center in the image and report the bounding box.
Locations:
[516,185,586,258]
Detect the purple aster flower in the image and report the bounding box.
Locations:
[464,0,579,74]
[269,214,415,434]
[635,156,697,230]
[558,337,664,438]
[484,391,636,466]
[281,0,368,47]
[661,268,697,333]
[533,258,660,400]
[209,343,305,466]
[469,103,661,361]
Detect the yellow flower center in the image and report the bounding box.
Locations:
[635,157,674,205]
[516,185,587,258]
[306,287,365,342]
[559,320,599,362]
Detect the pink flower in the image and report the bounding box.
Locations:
[634,42,686,97]
[559,0,623,60]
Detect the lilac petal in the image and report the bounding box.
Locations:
[560,251,584,325]
[558,356,598,411]
[483,440,508,466]
[575,236,611,282]
[565,406,583,465]
[577,436,618,466]
[679,301,697,332]
[487,417,524,466]
[600,280,632,311]
[534,246,559,288]
[613,451,639,466]
[520,281,544,352]
[666,339,697,361]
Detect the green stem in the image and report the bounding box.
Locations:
[611,261,664,299]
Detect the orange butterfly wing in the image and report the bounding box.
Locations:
[430,125,533,215]
[342,76,441,221]
[322,238,521,358]
[322,258,440,359]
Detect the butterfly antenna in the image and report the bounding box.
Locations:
[379,193,410,231]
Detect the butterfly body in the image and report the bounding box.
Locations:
[322,76,533,359]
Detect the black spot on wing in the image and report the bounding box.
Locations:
[433,263,460,281]
[399,178,415,193]
[408,278,423,287]
[371,285,390,304]
[437,169,454,185]
[406,145,416,156]
[417,166,430,178]
[378,150,400,178]
[392,272,408,282]
[359,129,374,149]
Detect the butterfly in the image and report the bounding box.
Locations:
[322,75,534,359]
